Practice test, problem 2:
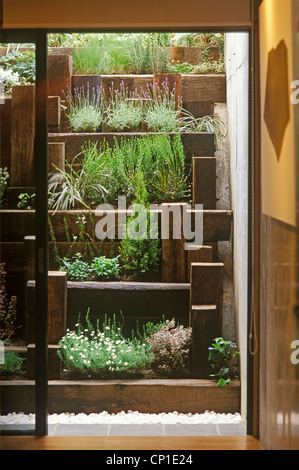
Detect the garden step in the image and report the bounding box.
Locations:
[0,379,240,415]
[67,281,191,333]
[26,281,191,340]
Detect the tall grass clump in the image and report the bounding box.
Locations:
[71,33,168,75]
[48,144,107,210]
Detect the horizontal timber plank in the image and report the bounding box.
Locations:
[48,132,215,161]
[0,379,240,415]
[97,74,226,103]
[181,74,226,103]
[0,209,232,244]
[66,281,190,290]
[0,209,232,242]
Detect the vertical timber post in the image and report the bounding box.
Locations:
[35,31,49,437]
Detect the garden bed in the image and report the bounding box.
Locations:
[48,131,215,162]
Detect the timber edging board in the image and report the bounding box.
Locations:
[48,132,215,162]
[0,379,240,415]
[0,210,232,243]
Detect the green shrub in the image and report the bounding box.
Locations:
[0,351,25,375]
[91,256,120,280]
[83,134,190,207]
[59,253,93,282]
[59,254,121,282]
[119,172,161,278]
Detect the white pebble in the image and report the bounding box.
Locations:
[0,410,244,425]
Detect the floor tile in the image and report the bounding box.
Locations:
[163,424,219,436]
[217,423,246,435]
[109,424,164,436]
[52,424,110,436]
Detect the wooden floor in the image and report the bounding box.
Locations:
[0,435,261,450]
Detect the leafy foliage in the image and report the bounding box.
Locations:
[208,337,240,387]
[178,111,227,149]
[82,134,190,207]
[0,351,25,375]
[91,256,120,280]
[0,49,35,84]
[103,81,144,131]
[59,253,93,282]
[58,311,192,379]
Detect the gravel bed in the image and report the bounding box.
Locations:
[0,410,244,425]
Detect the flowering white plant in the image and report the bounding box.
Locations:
[0,67,20,94]
[58,311,153,378]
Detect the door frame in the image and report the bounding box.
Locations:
[0,8,260,436]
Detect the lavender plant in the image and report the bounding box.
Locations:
[64,84,103,132]
[143,80,181,132]
[103,81,144,132]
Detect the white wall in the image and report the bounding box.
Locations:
[225,32,249,418]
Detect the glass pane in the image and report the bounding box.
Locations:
[0,41,36,434]
[44,31,245,437]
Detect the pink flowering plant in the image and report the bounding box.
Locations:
[146,319,192,377]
